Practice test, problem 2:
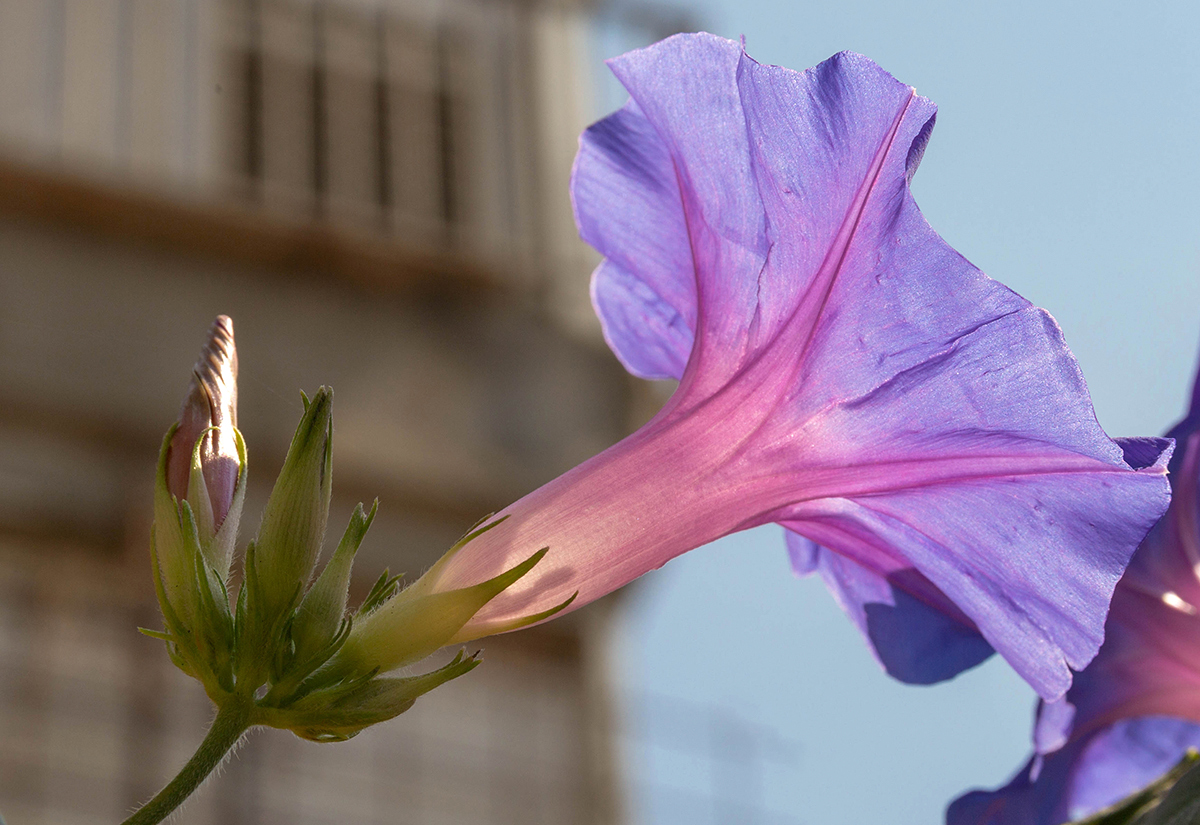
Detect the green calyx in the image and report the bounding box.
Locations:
[147,424,243,696]
[326,517,577,679]
[256,650,481,742]
[146,384,562,746]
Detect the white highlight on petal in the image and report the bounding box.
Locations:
[1162,590,1198,615]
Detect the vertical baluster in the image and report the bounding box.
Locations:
[383,10,441,245]
[374,8,392,233]
[48,0,67,157]
[311,0,327,219]
[434,21,456,243]
[244,0,263,195]
[181,0,199,180]
[116,0,133,167]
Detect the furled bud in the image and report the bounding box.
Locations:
[164,315,245,578]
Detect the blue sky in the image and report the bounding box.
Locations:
[600,2,1200,823]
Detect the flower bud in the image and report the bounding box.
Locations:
[150,316,245,690]
[165,315,244,578]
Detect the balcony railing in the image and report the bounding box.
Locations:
[0,0,581,276]
[218,0,542,260]
[0,0,688,295]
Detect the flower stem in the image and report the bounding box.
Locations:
[121,696,253,825]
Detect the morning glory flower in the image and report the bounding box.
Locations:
[393,33,1170,701]
[948,353,1200,824]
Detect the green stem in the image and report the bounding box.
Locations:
[121,697,253,825]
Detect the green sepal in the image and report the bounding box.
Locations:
[263,617,355,707]
[450,589,578,644]
[193,545,236,693]
[357,568,404,618]
[178,500,235,694]
[164,642,194,680]
[268,613,297,686]
[231,539,251,680]
[137,624,209,681]
[335,545,553,675]
[290,500,378,670]
[405,514,508,600]
[148,530,201,680]
[257,650,481,742]
[1140,751,1200,824]
[152,424,199,628]
[184,424,247,578]
[251,387,334,632]
[235,536,303,693]
[185,428,217,549]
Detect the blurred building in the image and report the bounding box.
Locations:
[0,0,687,822]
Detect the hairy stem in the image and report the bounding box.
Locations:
[120,696,253,825]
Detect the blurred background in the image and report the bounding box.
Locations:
[0,1,1196,824]
[0,0,670,821]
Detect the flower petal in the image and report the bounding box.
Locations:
[951,360,1200,824]
[783,462,1165,701]
[602,34,769,397]
[1068,716,1200,818]
[1166,343,1200,472]
[1034,697,1076,756]
[168,315,239,526]
[768,299,1172,699]
[947,717,1200,825]
[785,529,994,684]
[1060,429,1199,735]
[574,102,695,380]
[597,37,1029,401]
[946,751,1070,825]
[1116,437,1176,471]
[784,528,820,575]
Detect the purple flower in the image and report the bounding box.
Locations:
[424,33,1169,700]
[948,354,1200,824]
